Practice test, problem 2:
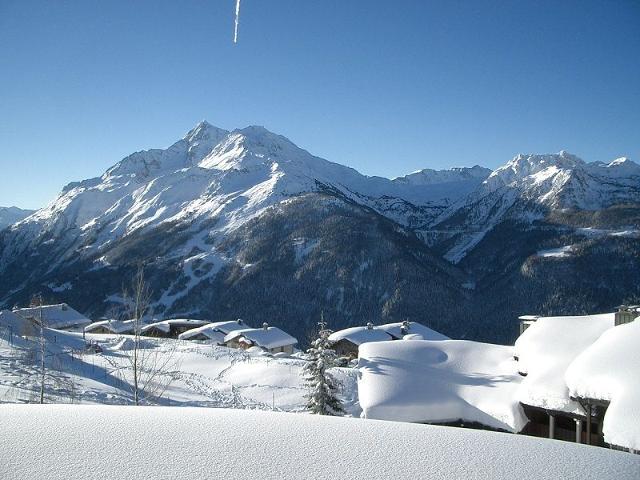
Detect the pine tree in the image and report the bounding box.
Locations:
[303,314,344,415]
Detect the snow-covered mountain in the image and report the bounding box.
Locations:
[431,151,640,262]
[0,207,34,230]
[0,121,638,343]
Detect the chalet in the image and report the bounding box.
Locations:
[565,313,640,454]
[178,320,248,343]
[84,319,137,335]
[514,309,640,452]
[140,319,210,338]
[327,323,393,358]
[378,320,449,341]
[222,323,297,354]
[328,321,448,358]
[13,303,91,331]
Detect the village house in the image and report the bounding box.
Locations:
[13,303,91,331]
[84,319,137,335]
[327,323,394,358]
[514,306,640,452]
[223,323,297,354]
[140,319,210,338]
[178,320,249,344]
[328,321,448,358]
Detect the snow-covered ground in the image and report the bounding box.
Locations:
[1,404,638,480]
[0,324,359,415]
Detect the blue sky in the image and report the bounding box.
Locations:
[1,0,639,209]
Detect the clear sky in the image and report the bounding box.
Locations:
[1,0,639,209]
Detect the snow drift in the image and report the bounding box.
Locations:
[1,405,638,479]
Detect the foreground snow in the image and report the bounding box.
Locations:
[1,405,638,480]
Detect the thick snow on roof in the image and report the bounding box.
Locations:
[178,324,227,343]
[224,326,297,349]
[359,340,527,432]
[328,325,393,345]
[84,319,136,334]
[203,319,248,334]
[1,405,638,480]
[13,303,91,329]
[140,319,210,334]
[378,321,449,340]
[566,320,640,450]
[0,309,29,331]
[514,313,614,414]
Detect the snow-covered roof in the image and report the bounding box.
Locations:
[178,324,227,343]
[565,319,640,450]
[223,326,297,349]
[13,303,91,329]
[2,405,638,480]
[202,319,248,335]
[140,319,210,334]
[514,313,614,414]
[0,309,29,331]
[359,340,527,432]
[377,321,449,341]
[85,319,136,334]
[327,325,393,345]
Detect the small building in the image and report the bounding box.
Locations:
[328,321,448,358]
[378,320,449,341]
[178,319,248,343]
[13,303,91,331]
[514,312,615,447]
[140,319,210,338]
[517,315,539,336]
[223,323,297,354]
[84,319,137,335]
[614,305,639,326]
[566,316,640,453]
[327,323,394,358]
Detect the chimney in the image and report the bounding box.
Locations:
[401,320,410,335]
[518,315,539,336]
[615,305,637,326]
[366,322,374,330]
[238,318,244,325]
[262,322,269,331]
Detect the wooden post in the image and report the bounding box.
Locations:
[575,419,582,443]
[586,404,592,445]
[549,414,555,439]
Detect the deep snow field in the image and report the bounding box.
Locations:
[0,327,358,414]
[1,404,638,480]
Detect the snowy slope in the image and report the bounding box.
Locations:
[1,404,638,480]
[0,322,358,414]
[0,207,33,230]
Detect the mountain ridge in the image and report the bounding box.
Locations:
[1,121,637,344]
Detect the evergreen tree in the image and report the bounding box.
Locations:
[303,314,344,415]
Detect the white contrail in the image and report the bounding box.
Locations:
[233,0,241,43]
